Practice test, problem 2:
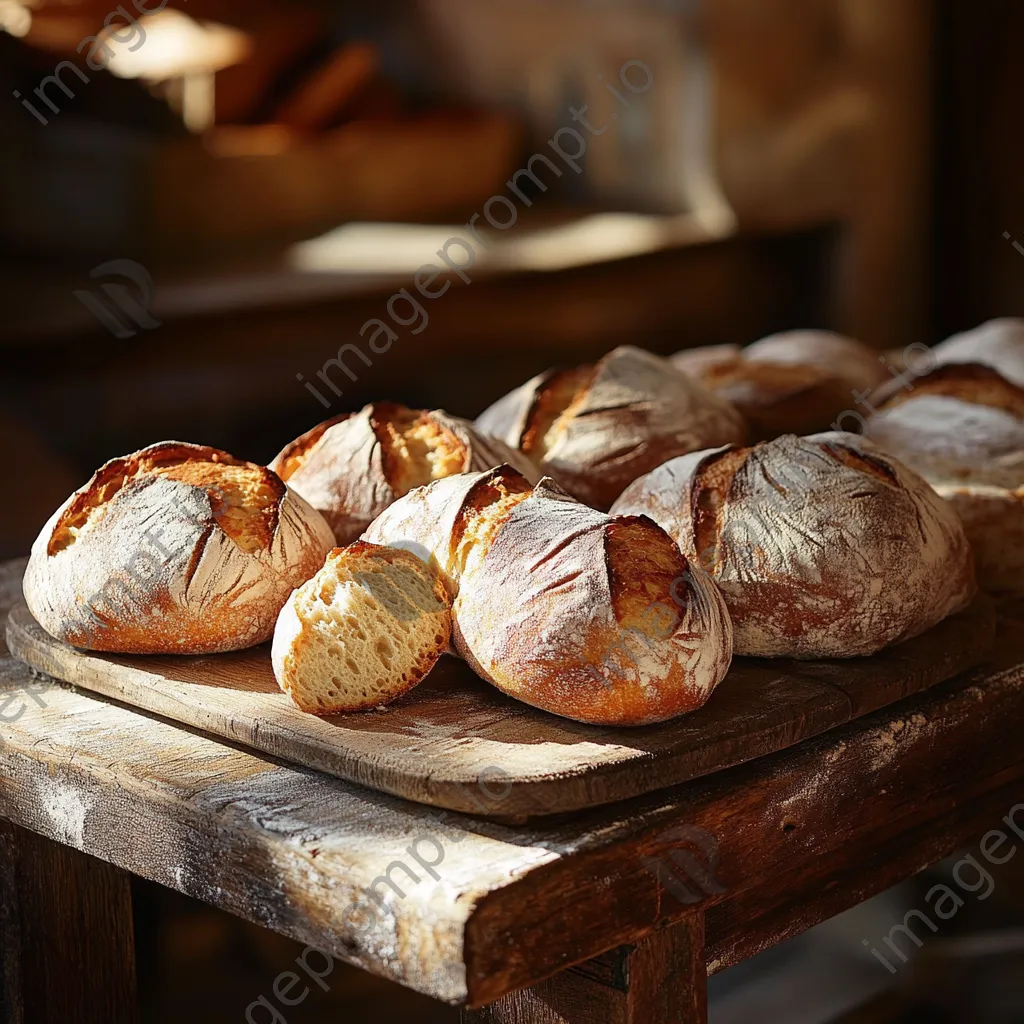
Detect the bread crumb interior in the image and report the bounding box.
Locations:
[288,546,450,712]
[375,406,468,495]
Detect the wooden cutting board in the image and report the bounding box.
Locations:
[6,597,995,819]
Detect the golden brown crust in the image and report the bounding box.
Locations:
[26,442,335,654]
[691,447,751,570]
[477,347,746,510]
[450,471,533,578]
[611,433,976,659]
[272,404,537,545]
[371,402,469,494]
[674,332,887,441]
[876,362,1024,417]
[49,442,284,556]
[604,517,685,634]
[818,439,899,485]
[521,366,596,457]
[273,414,353,482]
[451,481,733,724]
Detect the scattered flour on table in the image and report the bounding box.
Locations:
[867,713,933,771]
[37,777,91,847]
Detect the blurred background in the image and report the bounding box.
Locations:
[1,0,1023,1020]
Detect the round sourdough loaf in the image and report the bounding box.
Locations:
[365,466,733,725]
[670,330,887,440]
[271,541,452,714]
[863,363,1024,488]
[475,346,745,511]
[271,402,538,544]
[24,442,335,654]
[611,433,976,658]
[933,318,1024,386]
[863,363,1024,595]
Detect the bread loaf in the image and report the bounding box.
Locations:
[24,442,335,653]
[863,362,1024,595]
[475,346,745,510]
[864,363,1024,488]
[934,318,1024,386]
[271,541,451,714]
[271,402,538,544]
[611,433,976,658]
[364,466,733,725]
[671,330,887,440]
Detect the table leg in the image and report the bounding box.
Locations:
[0,820,138,1024]
[462,914,707,1024]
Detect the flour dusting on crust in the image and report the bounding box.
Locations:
[613,433,976,658]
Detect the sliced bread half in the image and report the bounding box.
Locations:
[271,541,451,714]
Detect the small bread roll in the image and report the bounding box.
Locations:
[271,402,538,544]
[24,443,335,654]
[671,330,887,440]
[864,362,1024,595]
[271,542,452,714]
[476,346,745,511]
[611,433,976,659]
[365,467,733,726]
[934,318,1024,386]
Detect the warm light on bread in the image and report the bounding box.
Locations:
[604,517,685,636]
[272,403,538,545]
[450,472,533,579]
[25,442,334,654]
[612,433,976,659]
[476,346,745,510]
[48,446,281,556]
[272,542,451,714]
[520,366,595,459]
[864,361,1024,595]
[365,468,733,725]
[671,331,888,440]
[376,404,468,493]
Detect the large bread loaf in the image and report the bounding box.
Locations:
[863,362,1024,595]
[364,466,733,725]
[671,330,887,440]
[475,346,745,510]
[24,442,334,653]
[611,433,976,658]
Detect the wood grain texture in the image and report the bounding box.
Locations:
[4,588,995,817]
[461,917,707,1023]
[0,820,137,1024]
[0,560,1021,1007]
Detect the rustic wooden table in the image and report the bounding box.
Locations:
[2,558,1022,1023]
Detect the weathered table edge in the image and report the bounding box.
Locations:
[4,585,997,819]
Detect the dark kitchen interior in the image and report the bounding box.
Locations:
[1,2,1023,1022]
